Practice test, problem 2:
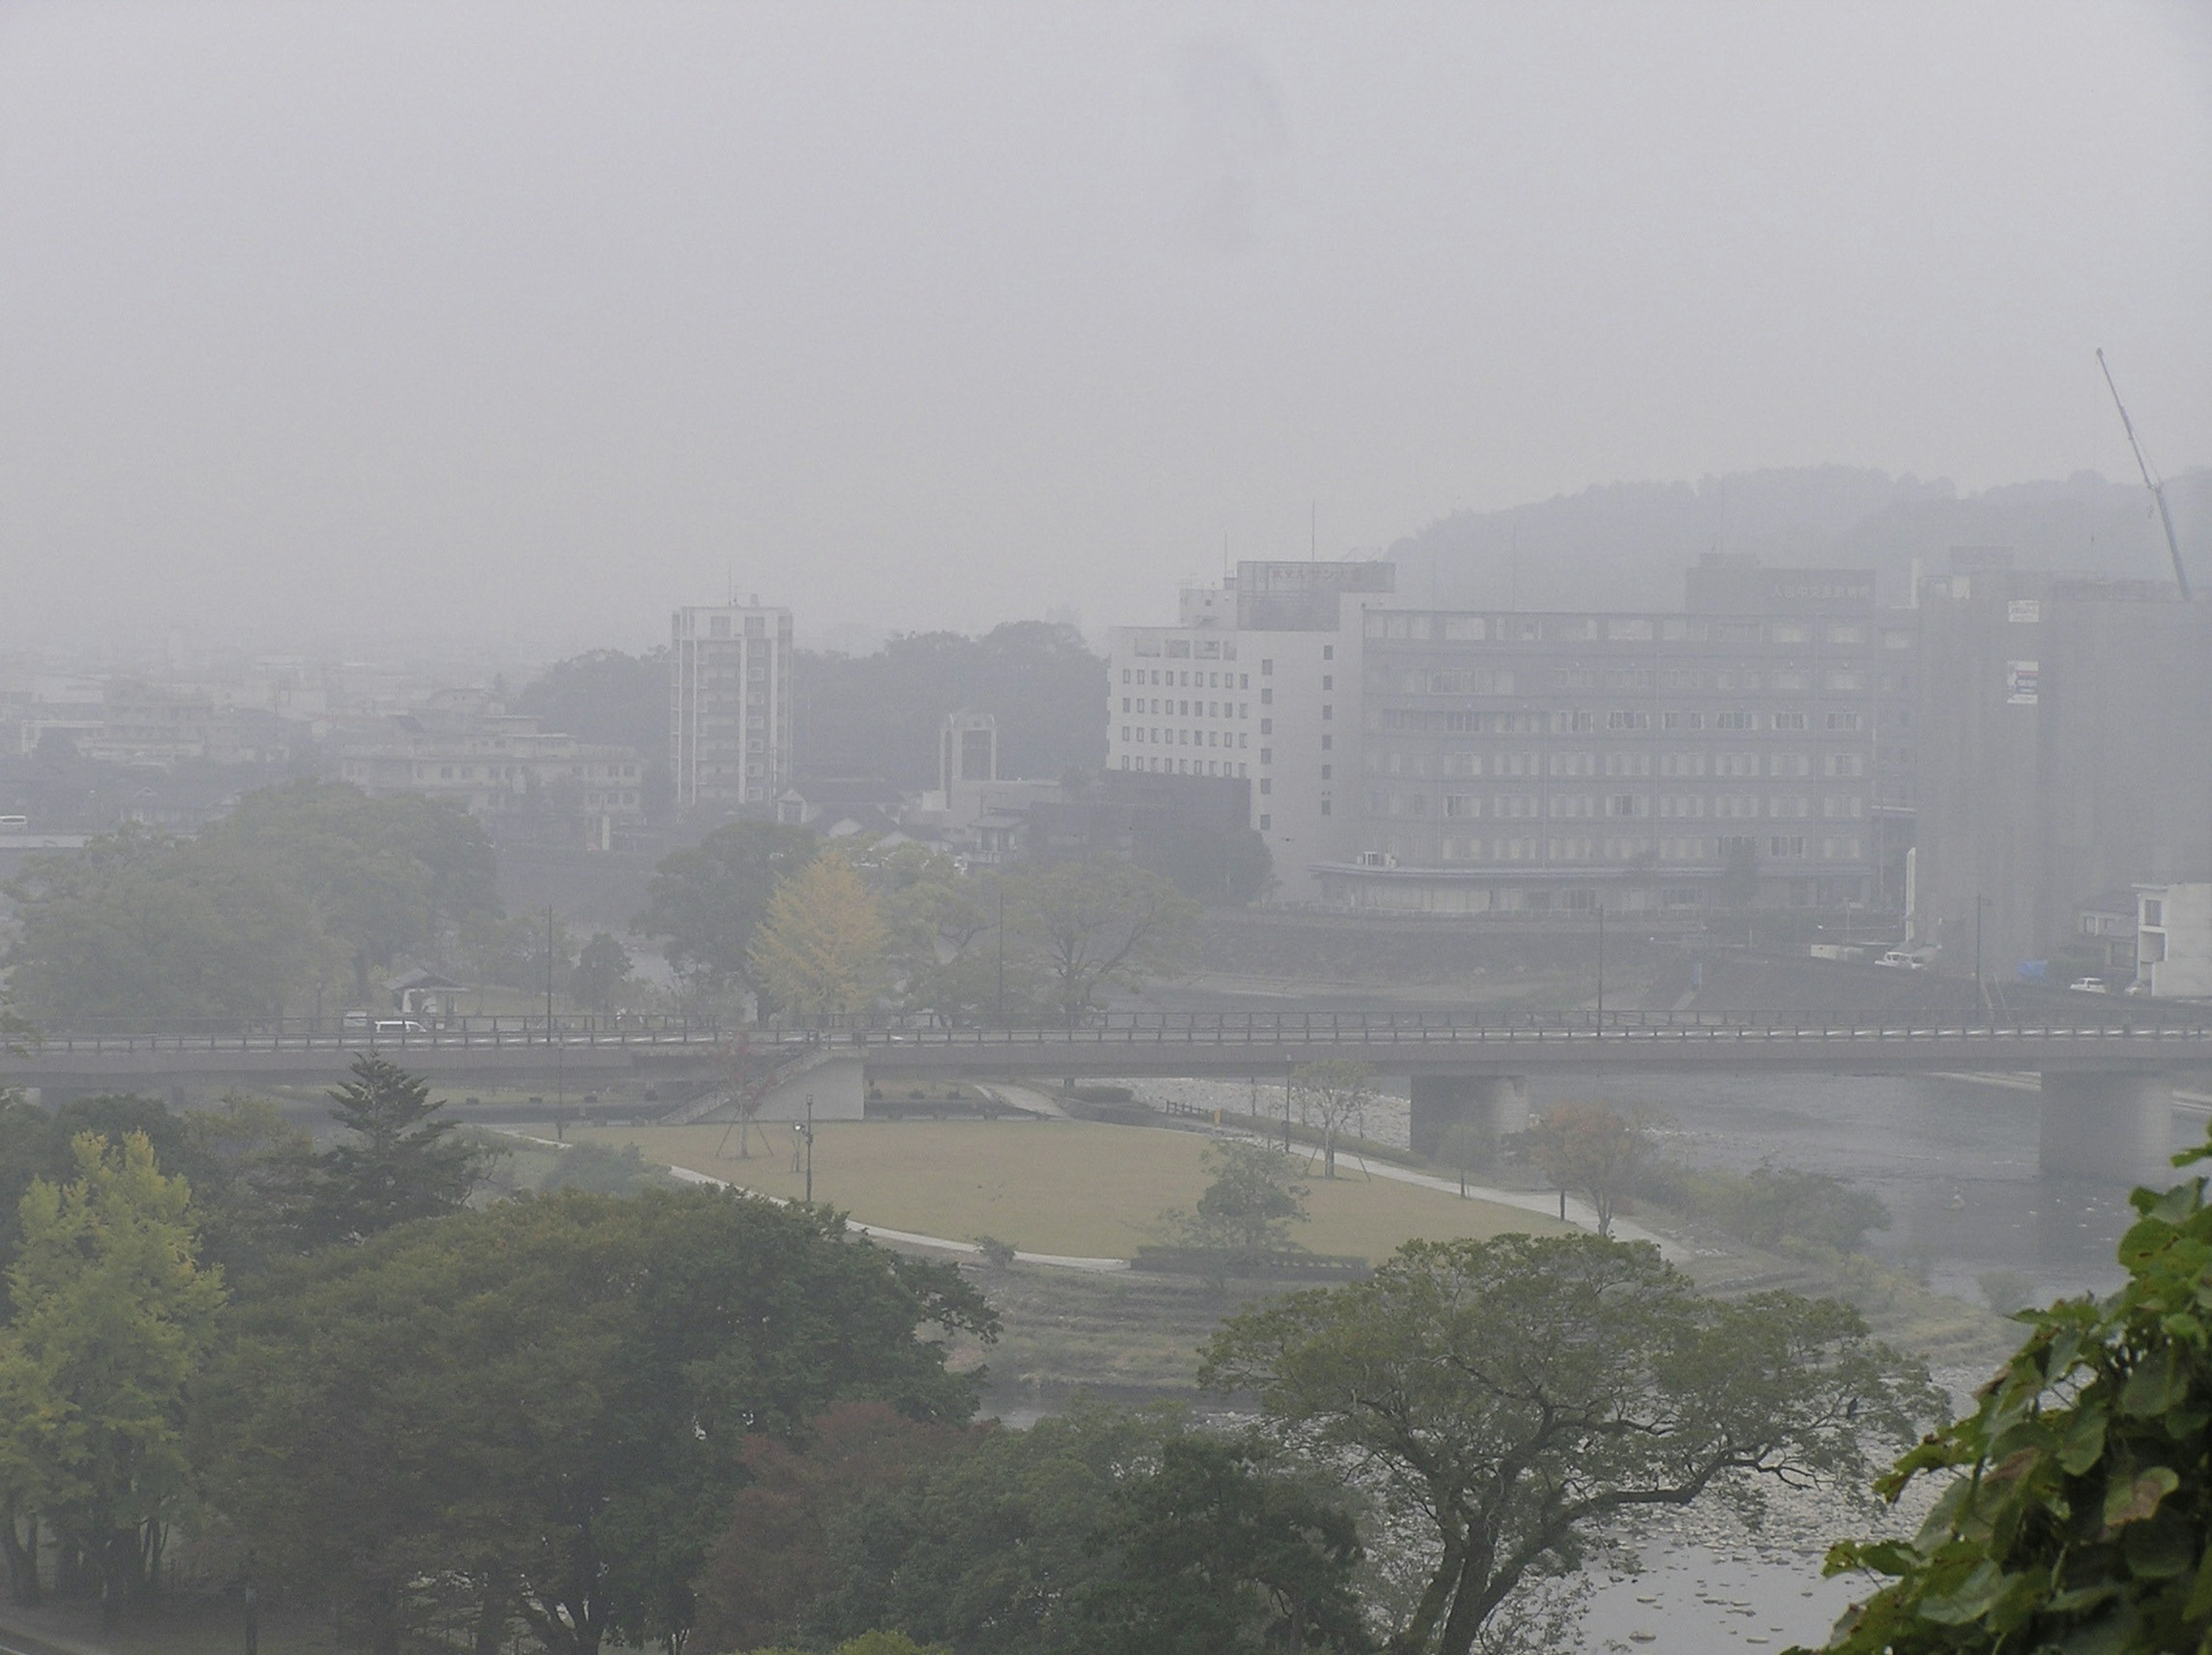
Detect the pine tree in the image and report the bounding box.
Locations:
[310,1053,489,1244]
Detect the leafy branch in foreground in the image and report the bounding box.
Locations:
[1804,1130,2212,1654]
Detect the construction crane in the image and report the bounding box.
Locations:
[2097,347,2192,599]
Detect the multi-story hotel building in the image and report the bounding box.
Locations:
[1108,555,1917,912]
[671,600,794,815]
[1107,561,1396,902]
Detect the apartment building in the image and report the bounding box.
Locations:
[1107,561,1395,901]
[670,600,794,815]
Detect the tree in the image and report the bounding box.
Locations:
[569,931,635,1014]
[209,781,499,1000]
[0,1133,224,1619]
[1073,1430,1372,1655]
[199,1187,995,1655]
[637,821,818,1000]
[1521,1101,1656,1237]
[748,854,891,1016]
[1200,1234,1937,1655]
[2,826,332,1026]
[1165,1140,1310,1258]
[1290,1059,1373,1180]
[1002,859,1198,1024]
[1810,1131,2212,1654]
[793,623,1106,786]
[539,1142,657,1196]
[513,648,673,819]
[308,1053,491,1244]
[693,1403,983,1654]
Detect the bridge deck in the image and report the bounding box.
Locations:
[9,1011,2211,1084]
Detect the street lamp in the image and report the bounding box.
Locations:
[1974,894,1993,1016]
[801,1093,815,1205]
[1595,902,1606,1024]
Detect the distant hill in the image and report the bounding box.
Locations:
[1385,465,2211,612]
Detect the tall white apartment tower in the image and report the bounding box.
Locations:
[671,600,794,814]
[1107,560,1396,902]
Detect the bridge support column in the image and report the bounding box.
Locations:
[1410,1075,1529,1158]
[2038,1071,2173,1185]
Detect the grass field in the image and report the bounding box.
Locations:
[580,1118,1569,1262]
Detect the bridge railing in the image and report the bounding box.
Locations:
[15,1006,2212,1056]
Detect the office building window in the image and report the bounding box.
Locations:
[1259,813,1271,830]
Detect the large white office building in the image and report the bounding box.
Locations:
[1107,560,1397,902]
[671,600,794,815]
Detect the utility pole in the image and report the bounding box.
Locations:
[1974,894,1992,1016]
[995,883,1006,1025]
[801,1093,815,1205]
[544,906,555,1037]
[1595,903,1605,1023]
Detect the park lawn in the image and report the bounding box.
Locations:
[579,1118,1567,1263]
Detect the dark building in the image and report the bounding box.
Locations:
[1912,552,2212,976]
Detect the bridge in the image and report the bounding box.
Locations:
[11,1008,2211,1182]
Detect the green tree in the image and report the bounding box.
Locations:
[200,1187,994,1655]
[2,826,332,1025]
[539,1141,657,1196]
[1200,1233,1937,1655]
[1072,1430,1372,1655]
[308,1054,491,1244]
[793,622,1106,786]
[809,1402,1365,1655]
[207,781,499,1001]
[749,854,891,1016]
[1165,1140,1310,1258]
[1002,859,1198,1024]
[0,1133,224,1618]
[1290,1059,1374,1181]
[693,1403,983,1654]
[569,931,635,1014]
[1807,1131,2212,1654]
[638,821,818,1000]
[1520,1102,1657,1237]
[513,647,673,818]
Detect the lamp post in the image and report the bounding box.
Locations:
[801,1093,815,1205]
[1974,894,1993,1016]
[1595,902,1605,1024]
[995,882,1006,1025]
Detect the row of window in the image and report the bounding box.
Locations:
[1539,665,1875,693]
[1374,707,1874,734]
[1118,756,1248,778]
[1411,833,1865,864]
[1365,750,1869,779]
[1363,613,1904,647]
[1368,791,1868,821]
[1122,728,1250,750]
[1122,668,1252,688]
[1122,698,1250,718]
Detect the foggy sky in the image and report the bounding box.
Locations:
[2,2,2207,662]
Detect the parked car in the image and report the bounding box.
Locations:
[372,1018,430,1037]
[1876,950,1926,971]
[2066,978,2109,994]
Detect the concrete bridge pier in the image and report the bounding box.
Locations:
[1409,1074,1529,1158]
[2038,1070,2175,1186]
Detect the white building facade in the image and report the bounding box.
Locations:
[2136,883,2212,999]
[671,601,794,815]
[1106,560,1397,902]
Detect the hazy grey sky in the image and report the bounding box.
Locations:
[2,2,2207,660]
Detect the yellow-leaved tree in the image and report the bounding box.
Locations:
[747,854,890,1016]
